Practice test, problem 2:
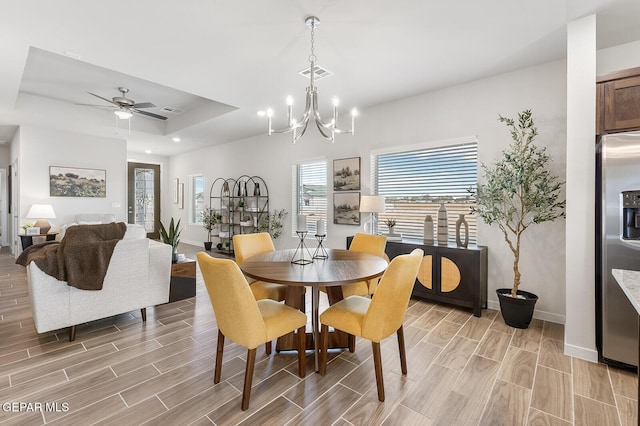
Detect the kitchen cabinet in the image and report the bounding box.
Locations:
[597,66,640,135]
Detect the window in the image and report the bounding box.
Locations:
[371,138,478,243]
[190,174,204,225]
[292,160,327,235]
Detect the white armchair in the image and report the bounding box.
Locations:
[26,223,172,341]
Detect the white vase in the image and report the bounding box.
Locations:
[437,203,448,244]
[423,215,434,243]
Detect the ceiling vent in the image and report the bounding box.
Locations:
[160,106,184,114]
[298,64,332,81]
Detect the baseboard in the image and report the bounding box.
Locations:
[181,239,204,248]
[565,343,599,362]
[487,300,566,324]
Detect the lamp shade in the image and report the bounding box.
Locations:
[360,195,385,213]
[26,204,56,219]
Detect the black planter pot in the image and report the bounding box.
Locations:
[204,241,213,251]
[496,288,538,329]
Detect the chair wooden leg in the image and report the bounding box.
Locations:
[397,325,408,375]
[348,334,356,352]
[265,341,272,355]
[300,294,306,313]
[372,341,385,402]
[319,324,329,376]
[242,348,257,411]
[68,325,76,342]
[297,325,306,377]
[140,307,147,322]
[214,330,225,384]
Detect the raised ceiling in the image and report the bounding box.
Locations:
[1,0,639,156]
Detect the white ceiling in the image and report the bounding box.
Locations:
[1,0,639,156]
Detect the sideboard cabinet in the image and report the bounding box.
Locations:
[347,237,488,317]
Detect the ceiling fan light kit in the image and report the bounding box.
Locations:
[87,86,168,122]
[262,16,357,144]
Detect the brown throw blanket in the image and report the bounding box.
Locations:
[16,222,127,290]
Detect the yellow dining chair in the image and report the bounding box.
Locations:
[319,248,423,402]
[233,232,288,302]
[197,253,307,411]
[342,232,388,297]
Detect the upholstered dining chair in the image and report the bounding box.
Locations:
[197,253,307,411]
[342,232,388,297]
[318,248,423,402]
[233,232,288,302]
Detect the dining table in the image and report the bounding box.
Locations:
[239,248,388,372]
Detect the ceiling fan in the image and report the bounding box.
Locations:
[87,87,167,120]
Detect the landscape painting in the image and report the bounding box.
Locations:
[334,192,360,225]
[333,157,360,191]
[50,166,106,197]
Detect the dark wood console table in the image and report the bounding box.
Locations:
[347,237,488,317]
[20,232,58,250]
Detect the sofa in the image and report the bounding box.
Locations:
[26,219,172,341]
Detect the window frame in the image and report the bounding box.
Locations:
[291,158,328,236]
[189,174,205,225]
[370,136,478,242]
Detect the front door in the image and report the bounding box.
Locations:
[128,162,160,239]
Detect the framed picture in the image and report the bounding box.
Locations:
[50,166,106,197]
[26,227,40,235]
[173,178,179,204]
[333,157,361,191]
[178,183,184,209]
[334,192,360,225]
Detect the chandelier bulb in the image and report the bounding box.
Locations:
[351,108,359,117]
[286,96,294,106]
[266,108,274,118]
[332,97,340,107]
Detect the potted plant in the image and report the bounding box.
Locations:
[474,109,565,328]
[257,209,288,240]
[384,218,397,235]
[159,217,182,263]
[201,206,217,251]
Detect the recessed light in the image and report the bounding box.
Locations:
[145,149,152,154]
[172,137,181,142]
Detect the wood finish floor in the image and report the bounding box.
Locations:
[0,243,637,425]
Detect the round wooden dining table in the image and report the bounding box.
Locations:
[239,248,388,372]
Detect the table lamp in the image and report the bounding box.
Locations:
[26,204,56,234]
[360,195,385,234]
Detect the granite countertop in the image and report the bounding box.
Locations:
[612,269,640,314]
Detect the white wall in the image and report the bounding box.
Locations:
[597,39,640,75]
[170,59,568,322]
[16,126,127,234]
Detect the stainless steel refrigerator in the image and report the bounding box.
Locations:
[597,131,640,367]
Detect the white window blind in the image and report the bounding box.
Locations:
[191,174,204,225]
[372,142,478,243]
[291,160,327,235]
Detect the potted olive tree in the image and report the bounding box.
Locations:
[475,109,565,328]
[201,206,218,251]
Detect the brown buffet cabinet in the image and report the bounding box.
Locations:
[597,66,640,135]
[347,237,488,317]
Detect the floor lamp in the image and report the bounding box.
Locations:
[360,195,385,235]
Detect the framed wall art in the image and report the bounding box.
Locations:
[173,178,179,204]
[333,192,360,225]
[49,166,106,197]
[333,157,361,191]
[178,183,184,209]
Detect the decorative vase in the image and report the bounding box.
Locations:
[437,203,448,244]
[172,249,179,263]
[388,226,395,235]
[216,243,223,250]
[254,182,260,196]
[423,215,434,244]
[222,181,229,197]
[496,289,538,329]
[455,214,469,247]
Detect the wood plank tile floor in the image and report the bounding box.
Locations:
[0,243,637,425]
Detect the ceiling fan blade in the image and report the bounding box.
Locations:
[132,109,168,120]
[87,92,117,105]
[132,102,156,109]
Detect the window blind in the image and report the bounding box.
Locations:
[372,142,478,242]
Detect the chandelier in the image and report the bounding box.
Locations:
[260,16,357,143]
